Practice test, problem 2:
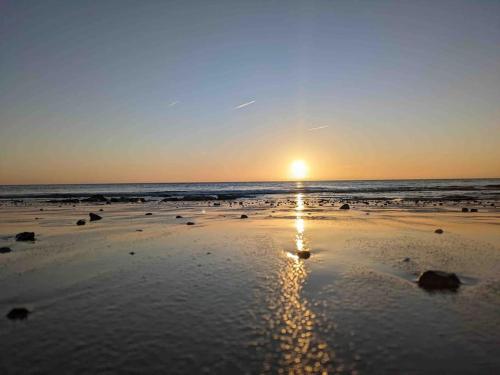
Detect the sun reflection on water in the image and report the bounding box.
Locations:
[263,194,331,374]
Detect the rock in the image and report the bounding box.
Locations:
[340,204,350,210]
[297,250,311,259]
[83,194,108,203]
[145,213,152,216]
[434,229,444,234]
[403,257,411,262]
[129,252,135,255]
[6,307,30,320]
[186,222,195,225]
[76,219,86,226]
[99,208,103,212]
[47,198,80,204]
[136,229,143,232]
[417,270,461,290]
[470,208,478,212]
[462,207,469,212]
[110,197,145,203]
[240,214,248,219]
[0,247,12,254]
[15,232,35,241]
[176,215,183,219]
[89,213,102,221]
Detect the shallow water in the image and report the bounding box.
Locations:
[0,196,499,374]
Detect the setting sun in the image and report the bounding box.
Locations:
[290,160,308,180]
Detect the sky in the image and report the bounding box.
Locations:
[1,0,499,184]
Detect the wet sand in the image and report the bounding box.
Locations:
[1,197,500,374]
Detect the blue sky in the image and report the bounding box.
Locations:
[1,0,499,183]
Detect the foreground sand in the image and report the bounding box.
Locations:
[1,197,500,374]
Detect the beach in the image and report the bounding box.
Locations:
[1,191,499,374]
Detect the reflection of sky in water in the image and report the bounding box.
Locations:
[264,194,331,373]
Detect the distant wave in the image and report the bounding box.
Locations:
[1,179,499,201]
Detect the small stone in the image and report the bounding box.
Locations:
[129,252,135,255]
[297,250,311,259]
[99,208,104,212]
[0,247,12,254]
[186,222,195,225]
[176,215,183,219]
[470,208,478,212]
[89,213,102,221]
[6,307,30,320]
[340,204,350,210]
[462,207,469,212]
[76,219,86,226]
[434,229,444,234]
[240,214,248,219]
[417,270,461,290]
[403,257,411,262]
[15,232,35,241]
[136,229,143,232]
[145,213,153,216]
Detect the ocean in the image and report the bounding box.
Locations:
[0,179,499,201]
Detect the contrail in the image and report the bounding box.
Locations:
[234,100,255,109]
[307,125,329,131]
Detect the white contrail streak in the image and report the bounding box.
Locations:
[307,125,329,131]
[234,100,256,109]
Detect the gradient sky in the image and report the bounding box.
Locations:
[1,0,499,184]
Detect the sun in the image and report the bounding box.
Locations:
[290,160,308,180]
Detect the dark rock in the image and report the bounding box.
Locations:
[89,213,102,221]
[6,307,30,320]
[470,208,478,212]
[186,222,195,225]
[297,250,311,259]
[0,247,12,254]
[176,215,183,219]
[136,229,143,232]
[76,219,86,226]
[110,197,146,203]
[240,214,248,219]
[417,270,461,290]
[129,252,135,255]
[434,229,444,234]
[15,232,35,241]
[462,207,469,212]
[403,257,410,262]
[46,199,80,204]
[99,208,103,212]
[145,213,153,216]
[340,204,350,210]
[83,194,108,203]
